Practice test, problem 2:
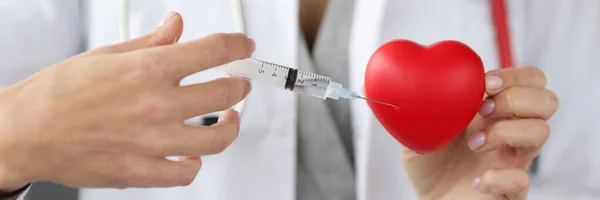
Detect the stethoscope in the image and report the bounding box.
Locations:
[119,0,249,118]
[491,0,514,69]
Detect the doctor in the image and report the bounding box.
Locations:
[0,0,592,200]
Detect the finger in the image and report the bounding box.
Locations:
[485,66,547,95]
[473,169,529,200]
[174,77,251,119]
[140,32,255,80]
[84,11,184,56]
[467,119,550,153]
[478,87,559,119]
[160,109,241,156]
[120,156,202,188]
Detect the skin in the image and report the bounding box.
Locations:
[0,12,254,192]
[402,67,559,200]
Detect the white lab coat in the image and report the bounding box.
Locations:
[1,0,599,199]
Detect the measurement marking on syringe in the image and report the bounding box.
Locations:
[227,58,394,105]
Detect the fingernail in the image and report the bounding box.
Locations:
[486,75,503,90]
[468,131,486,150]
[160,10,177,26]
[248,38,256,52]
[472,177,481,188]
[478,98,495,116]
[173,37,179,44]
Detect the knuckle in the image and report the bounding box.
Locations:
[544,90,560,115]
[132,53,161,77]
[498,129,515,148]
[497,89,518,117]
[480,170,499,190]
[208,33,231,54]
[207,33,250,59]
[513,172,530,193]
[230,33,252,56]
[214,79,245,106]
[135,97,170,122]
[212,35,228,48]
[524,66,547,86]
[144,31,164,46]
[214,84,235,106]
[535,120,551,143]
[487,121,505,140]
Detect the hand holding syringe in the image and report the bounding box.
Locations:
[222,58,396,107]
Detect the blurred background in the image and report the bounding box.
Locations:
[2,0,599,200]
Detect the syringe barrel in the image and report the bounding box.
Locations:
[224,58,288,88]
[224,58,355,101]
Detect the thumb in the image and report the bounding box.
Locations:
[88,10,184,55]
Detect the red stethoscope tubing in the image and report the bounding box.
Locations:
[491,0,513,68]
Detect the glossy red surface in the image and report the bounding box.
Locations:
[364,40,486,153]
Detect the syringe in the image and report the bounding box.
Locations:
[222,58,396,107]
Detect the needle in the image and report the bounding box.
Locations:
[355,96,398,108]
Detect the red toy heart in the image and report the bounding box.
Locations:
[364,40,486,154]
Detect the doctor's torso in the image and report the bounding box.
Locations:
[1,0,599,199]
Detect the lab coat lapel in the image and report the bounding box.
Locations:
[296,31,356,200]
[311,0,356,164]
[296,1,361,199]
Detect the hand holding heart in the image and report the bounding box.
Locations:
[401,66,558,200]
[364,40,558,199]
